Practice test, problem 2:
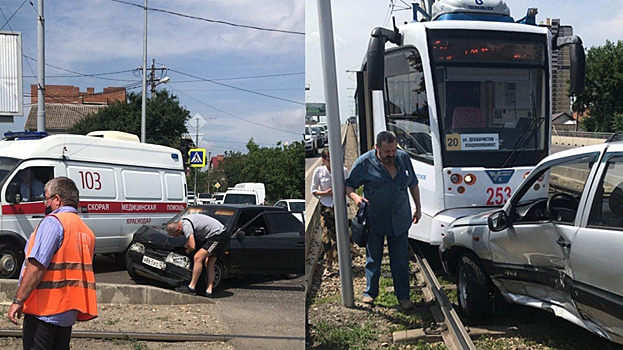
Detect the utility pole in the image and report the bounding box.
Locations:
[150,59,156,96]
[141,0,147,143]
[207,151,212,194]
[36,0,45,132]
[317,0,354,308]
[148,59,168,96]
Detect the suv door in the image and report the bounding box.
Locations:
[573,152,623,337]
[228,211,304,274]
[489,152,599,306]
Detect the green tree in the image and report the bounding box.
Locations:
[68,90,190,148]
[575,40,623,132]
[218,139,304,202]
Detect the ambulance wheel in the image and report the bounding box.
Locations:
[0,243,23,279]
[126,255,145,282]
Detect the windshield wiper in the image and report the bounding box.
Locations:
[501,92,543,168]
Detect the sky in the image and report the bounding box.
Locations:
[0,0,304,156]
[305,0,623,123]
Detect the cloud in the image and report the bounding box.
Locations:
[189,105,302,154]
[45,0,304,66]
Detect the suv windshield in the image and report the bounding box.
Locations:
[224,193,256,205]
[429,30,548,167]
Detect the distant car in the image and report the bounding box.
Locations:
[196,192,212,205]
[275,199,305,222]
[126,204,305,292]
[305,125,318,157]
[212,192,226,204]
[440,142,623,345]
[310,125,326,147]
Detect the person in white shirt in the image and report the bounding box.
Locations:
[311,149,349,277]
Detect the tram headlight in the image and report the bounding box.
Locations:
[457,186,466,194]
[464,174,476,185]
[450,173,462,184]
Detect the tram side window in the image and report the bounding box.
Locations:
[385,48,433,165]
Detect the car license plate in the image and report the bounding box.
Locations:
[142,255,166,270]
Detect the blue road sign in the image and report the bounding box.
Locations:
[189,148,206,168]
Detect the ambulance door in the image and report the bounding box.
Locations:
[2,162,56,241]
[65,163,120,254]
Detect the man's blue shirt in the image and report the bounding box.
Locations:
[346,149,418,236]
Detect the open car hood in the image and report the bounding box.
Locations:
[132,225,187,251]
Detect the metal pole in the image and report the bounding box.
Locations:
[150,59,156,96]
[141,0,147,143]
[194,119,199,204]
[36,0,45,132]
[208,151,212,194]
[316,0,354,308]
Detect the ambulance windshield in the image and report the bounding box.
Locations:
[0,157,19,184]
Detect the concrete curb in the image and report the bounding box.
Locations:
[0,279,212,305]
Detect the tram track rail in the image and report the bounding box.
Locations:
[0,329,303,343]
[409,245,476,350]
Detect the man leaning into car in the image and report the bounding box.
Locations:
[167,214,227,297]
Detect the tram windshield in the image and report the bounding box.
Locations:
[430,31,548,168]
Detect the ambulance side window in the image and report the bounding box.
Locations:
[10,167,54,203]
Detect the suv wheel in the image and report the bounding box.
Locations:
[457,254,493,323]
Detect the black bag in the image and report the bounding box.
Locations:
[350,202,370,247]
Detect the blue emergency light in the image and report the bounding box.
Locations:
[3,131,49,140]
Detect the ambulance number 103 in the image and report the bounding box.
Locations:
[78,171,102,190]
[486,186,511,206]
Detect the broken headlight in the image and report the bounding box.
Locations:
[165,252,191,269]
[129,242,145,254]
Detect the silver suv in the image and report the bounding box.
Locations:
[440,142,623,345]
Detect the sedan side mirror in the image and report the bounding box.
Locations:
[233,229,244,241]
[488,210,509,232]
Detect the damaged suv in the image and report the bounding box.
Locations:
[441,142,623,345]
[126,204,304,293]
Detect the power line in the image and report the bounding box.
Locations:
[110,0,304,35]
[167,84,301,136]
[168,72,304,83]
[24,69,136,79]
[174,88,301,92]
[0,0,28,31]
[169,69,303,105]
[23,56,138,82]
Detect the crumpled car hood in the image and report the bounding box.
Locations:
[451,209,497,228]
[133,225,186,251]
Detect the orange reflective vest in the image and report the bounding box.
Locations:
[23,212,98,321]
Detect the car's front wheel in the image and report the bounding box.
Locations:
[196,259,224,294]
[457,254,493,324]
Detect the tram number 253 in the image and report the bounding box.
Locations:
[486,186,511,206]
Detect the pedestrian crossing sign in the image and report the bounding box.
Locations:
[189,148,206,168]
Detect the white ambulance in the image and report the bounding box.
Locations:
[0,132,187,278]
